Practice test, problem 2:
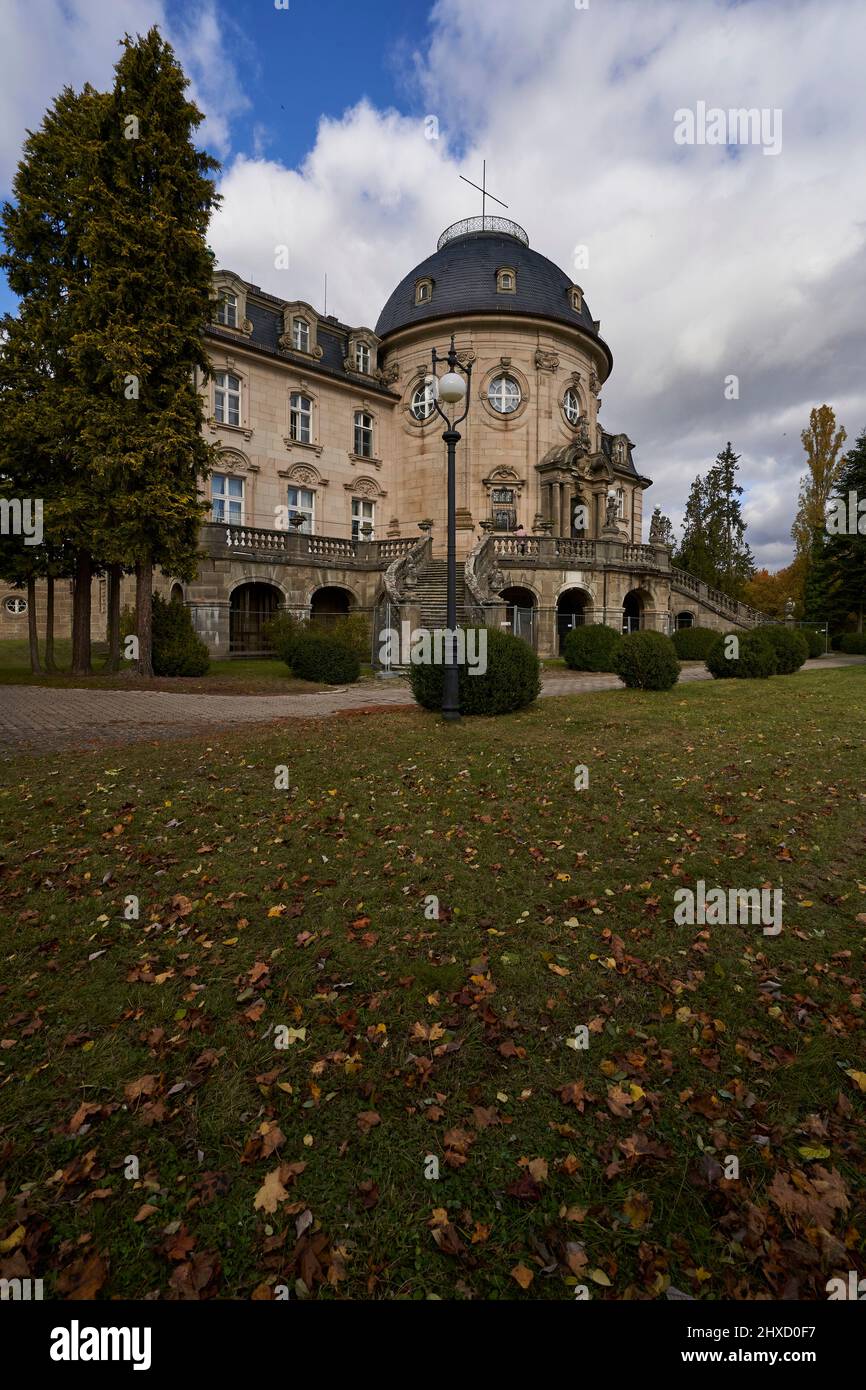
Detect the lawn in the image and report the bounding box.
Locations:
[0,638,366,694]
[1,668,864,1300]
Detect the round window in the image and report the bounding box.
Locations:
[411,382,435,421]
[4,595,27,615]
[563,387,580,425]
[487,375,521,415]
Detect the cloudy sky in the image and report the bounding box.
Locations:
[2,0,865,567]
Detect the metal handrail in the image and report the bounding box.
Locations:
[437,216,529,250]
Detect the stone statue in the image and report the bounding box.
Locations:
[605,492,619,528]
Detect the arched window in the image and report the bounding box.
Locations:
[415,278,433,305]
[411,381,435,421]
[487,375,521,415]
[292,317,310,352]
[497,268,516,293]
[563,387,580,425]
[676,612,695,630]
[217,292,237,328]
[214,371,241,426]
[290,392,313,444]
[353,410,374,458]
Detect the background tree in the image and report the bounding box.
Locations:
[791,405,847,620]
[673,444,754,597]
[674,476,715,583]
[0,85,107,673]
[822,426,866,632]
[74,28,220,675]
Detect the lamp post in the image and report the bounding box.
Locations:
[430,334,472,722]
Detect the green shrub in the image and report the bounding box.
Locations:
[562,624,621,672]
[802,628,825,659]
[706,629,778,680]
[410,626,540,715]
[613,630,680,690]
[830,631,845,651]
[287,633,360,684]
[839,632,866,655]
[150,593,210,677]
[671,625,719,660]
[325,613,369,660]
[264,611,304,665]
[758,625,809,674]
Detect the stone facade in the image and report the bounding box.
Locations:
[1,218,765,657]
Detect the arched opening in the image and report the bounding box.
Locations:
[170,583,184,605]
[622,589,645,634]
[230,582,282,656]
[557,588,590,652]
[675,611,694,630]
[498,586,536,646]
[310,585,354,632]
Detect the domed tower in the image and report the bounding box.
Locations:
[376,215,638,556]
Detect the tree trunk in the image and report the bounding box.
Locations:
[45,575,57,672]
[26,574,41,674]
[71,551,93,675]
[136,557,154,677]
[105,563,122,672]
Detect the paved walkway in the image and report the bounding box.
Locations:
[0,656,862,752]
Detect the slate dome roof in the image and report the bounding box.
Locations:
[375,217,611,371]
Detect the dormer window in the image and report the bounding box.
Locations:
[292,317,310,353]
[571,286,583,313]
[217,292,238,328]
[496,267,516,294]
[355,342,371,374]
[415,278,433,305]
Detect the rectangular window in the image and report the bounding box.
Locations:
[351,497,375,540]
[214,371,241,427]
[353,411,373,458]
[355,342,371,373]
[290,392,312,443]
[217,293,237,328]
[292,317,310,352]
[287,486,315,534]
[617,488,626,519]
[212,473,244,525]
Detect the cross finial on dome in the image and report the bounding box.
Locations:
[459,160,508,229]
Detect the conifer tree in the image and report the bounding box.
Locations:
[74,28,220,675]
[823,427,866,632]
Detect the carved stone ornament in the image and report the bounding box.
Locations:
[534,349,560,372]
[242,318,253,336]
[377,361,400,386]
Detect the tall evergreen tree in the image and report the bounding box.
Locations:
[0,85,107,673]
[674,476,715,584]
[74,28,220,675]
[704,442,755,598]
[823,427,866,632]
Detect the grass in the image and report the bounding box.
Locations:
[1,668,865,1300]
[0,638,375,694]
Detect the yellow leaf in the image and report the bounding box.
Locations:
[798,1145,831,1161]
[267,905,286,918]
[845,1070,866,1093]
[0,1224,25,1253]
[589,1268,611,1286]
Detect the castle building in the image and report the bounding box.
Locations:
[1,216,764,656]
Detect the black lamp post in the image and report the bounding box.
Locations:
[430,334,472,722]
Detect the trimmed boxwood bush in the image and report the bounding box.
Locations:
[147,593,210,677]
[671,625,719,660]
[803,628,825,659]
[287,632,360,684]
[562,623,622,672]
[758,625,809,674]
[613,630,680,690]
[263,611,303,665]
[839,632,866,655]
[410,626,540,715]
[706,629,777,680]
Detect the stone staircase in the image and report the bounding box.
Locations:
[414,558,469,629]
